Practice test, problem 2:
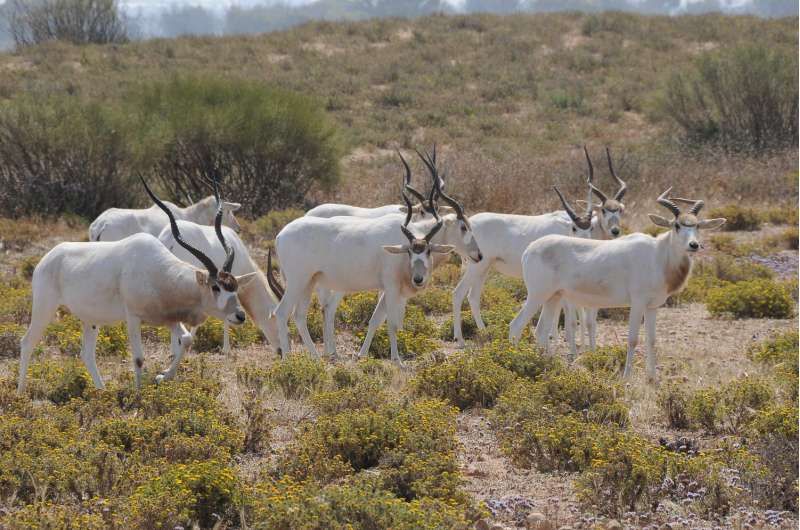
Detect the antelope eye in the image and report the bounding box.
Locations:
[212,285,221,293]
[460,225,467,232]
[572,227,577,233]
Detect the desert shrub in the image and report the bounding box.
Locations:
[311,378,389,416]
[663,44,797,151]
[761,205,799,226]
[412,350,517,410]
[7,0,128,48]
[0,283,32,324]
[244,208,305,242]
[431,263,462,287]
[0,500,106,529]
[18,255,40,280]
[24,358,91,404]
[577,345,626,378]
[125,460,240,529]
[706,278,794,319]
[408,287,451,315]
[269,353,329,398]
[241,392,271,454]
[657,383,691,429]
[439,310,480,342]
[246,475,474,530]
[486,275,527,302]
[767,225,799,251]
[749,404,798,511]
[43,312,128,357]
[530,369,624,418]
[672,256,773,304]
[357,306,438,360]
[191,318,263,352]
[0,322,24,358]
[687,377,773,433]
[134,76,341,216]
[707,204,762,231]
[0,94,137,218]
[748,330,798,397]
[337,291,380,330]
[480,339,559,381]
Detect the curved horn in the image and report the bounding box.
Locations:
[589,182,608,205]
[606,147,627,201]
[141,176,219,278]
[400,224,416,244]
[656,188,681,218]
[672,197,705,215]
[424,219,443,243]
[401,190,413,227]
[431,163,465,220]
[583,145,594,184]
[398,150,427,205]
[554,186,591,230]
[266,248,284,300]
[207,176,235,273]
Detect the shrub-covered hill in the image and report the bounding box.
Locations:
[0,12,796,218]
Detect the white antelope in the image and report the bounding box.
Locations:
[18,179,256,392]
[158,220,280,355]
[271,161,481,362]
[509,190,725,379]
[88,194,242,242]
[452,147,627,348]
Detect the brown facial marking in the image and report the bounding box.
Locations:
[666,255,692,294]
[677,213,698,227]
[410,240,427,254]
[217,272,238,292]
[603,199,622,212]
[135,358,144,368]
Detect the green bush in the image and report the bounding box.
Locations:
[431,263,462,287]
[1,501,106,529]
[0,283,32,325]
[0,94,137,218]
[0,323,24,358]
[18,255,41,280]
[135,76,341,216]
[708,204,762,231]
[656,383,691,429]
[687,376,773,433]
[748,330,798,397]
[43,312,129,357]
[245,208,305,242]
[311,378,389,416]
[192,318,264,352]
[126,460,240,529]
[25,358,91,404]
[412,351,517,410]
[480,339,559,381]
[269,353,329,399]
[337,291,381,330]
[673,256,773,304]
[577,345,626,378]
[706,278,794,319]
[357,306,439,360]
[408,287,451,315]
[749,404,798,511]
[663,44,797,151]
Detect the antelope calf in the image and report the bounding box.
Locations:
[509,190,725,379]
[19,179,255,391]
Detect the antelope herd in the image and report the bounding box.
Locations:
[17,146,725,392]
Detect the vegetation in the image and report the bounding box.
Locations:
[6,0,128,48]
[705,278,794,319]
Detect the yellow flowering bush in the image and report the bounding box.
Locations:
[268,353,329,398]
[24,358,92,404]
[688,376,773,433]
[336,291,380,330]
[311,378,389,415]
[577,345,627,378]
[412,350,518,410]
[408,286,451,315]
[357,306,439,359]
[431,263,462,287]
[656,382,691,429]
[706,278,794,319]
[481,339,560,381]
[192,317,264,352]
[0,322,24,358]
[1,501,107,530]
[0,283,32,324]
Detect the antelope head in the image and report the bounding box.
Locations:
[198,175,243,233]
[142,176,256,324]
[585,146,627,238]
[554,186,593,239]
[384,192,455,288]
[648,189,726,253]
[416,145,483,263]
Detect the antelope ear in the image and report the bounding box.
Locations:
[383,245,408,254]
[648,214,672,228]
[698,218,726,230]
[224,202,242,212]
[236,272,258,288]
[195,270,210,286]
[430,244,455,254]
[437,205,455,215]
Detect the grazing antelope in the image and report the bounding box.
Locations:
[452,147,627,347]
[88,194,242,242]
[158,221,280,355]
[509,190,725,379]
[300,150,481,358]
[18,179,256,392]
